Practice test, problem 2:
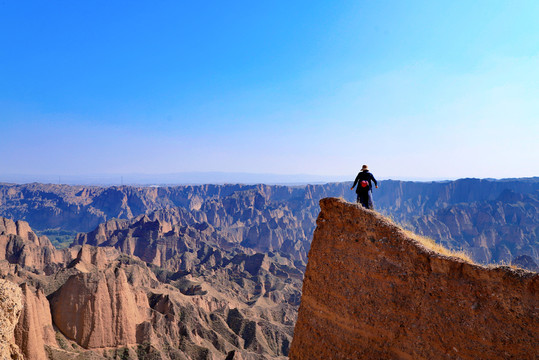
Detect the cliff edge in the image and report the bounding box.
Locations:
[289,198,538,360]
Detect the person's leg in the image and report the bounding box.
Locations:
[367,190,374,209]
[359,192,369,208]
[356,193,361,204]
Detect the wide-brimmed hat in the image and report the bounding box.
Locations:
[361,165,369,171]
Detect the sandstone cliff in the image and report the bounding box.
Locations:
[290,198,538,360]
[50,266,146,348]
[0,279,23,359]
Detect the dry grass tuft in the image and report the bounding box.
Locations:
[375,210,475,264]
[490,260,525,271]
[402,229,474,263]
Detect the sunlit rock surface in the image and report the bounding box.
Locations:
[290,198,538,360]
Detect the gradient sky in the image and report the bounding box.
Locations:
[1,1,538,181]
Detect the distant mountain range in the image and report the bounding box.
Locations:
[0,177,537,268]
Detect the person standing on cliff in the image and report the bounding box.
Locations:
[351,165,378,209]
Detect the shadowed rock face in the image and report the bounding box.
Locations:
[513,255,538,272]
[290,198,538,360]
[411,189,539,264]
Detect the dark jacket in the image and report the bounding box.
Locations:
[352,170,377,193]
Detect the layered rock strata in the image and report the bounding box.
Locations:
[290,198,538,360]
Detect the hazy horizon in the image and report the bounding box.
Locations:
[2,171,537,187]
[1,1,538,180]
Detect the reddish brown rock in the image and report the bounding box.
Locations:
[50,267,146,348]
[70,244,121,271]
[0,217,66,272]
[0,217,53,247]
[15,283,57,360]
[290,198,538,360]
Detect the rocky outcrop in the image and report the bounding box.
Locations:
[290,198,538,360]
[50,267,146,348]
[0,279,23,359]
[0,217,66,273]
[15,283,57,360]
[0,217,42,244]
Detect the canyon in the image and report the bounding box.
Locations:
[1,214,299,359]
[0,178,537,359]
[0,178,538,267]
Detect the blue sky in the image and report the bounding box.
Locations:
[1,1,538,182]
